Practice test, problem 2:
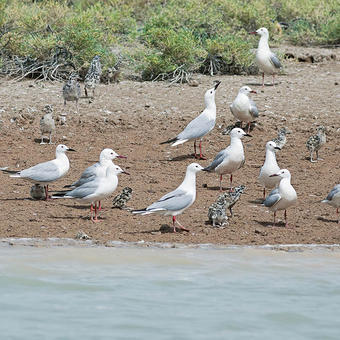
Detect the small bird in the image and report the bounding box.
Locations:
[1,144,75,200]
[160,81,221,160]
[30,184,45,200]
[322,184,340,224]
[39,104,55,145]
[258,141,281,199]
[249,27,282,86]
[64,148,126,210]
[132,163,203,232]
[263,169,297,227]
[306,126,326,162]
[208,195,228,228]
[62,72,81,113]
[112,187,133,210]
[223,184,246,217]
[230,86,258,133]
[203,128,251,191]
[272,127,289,149]
[52,164,129,223]
[84,55,102,101]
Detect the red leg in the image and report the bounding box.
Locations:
[273,211,276,226]
[98,201,102,211]
[193,140,197,158]
[91,203,101,223]
[44,185,50,201]
[219,174,223,191]
[247,122,251,133]
[263,188,266,199]
[172,216,190,232]
[284,209,287,227]
[262,73,265,87]
[230,174,233,191]
[197,140,206,160]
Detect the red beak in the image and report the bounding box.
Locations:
[250,90,257,94]
[249,31,257,35]
[117,155,127,159]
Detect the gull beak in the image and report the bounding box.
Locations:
[214,80,221,90]
[122,170,130,175]
[250,90,257,94]
[117,155,127,159]
[244,133,252,137]
[274,147,281,150]
[269,173,279,177]
[249,31,257,35]
[67,148,76,152]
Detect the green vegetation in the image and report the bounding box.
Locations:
[0,0,338,81]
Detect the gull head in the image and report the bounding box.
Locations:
[269,169,291,179]
[56,144,76,153]
[230,128,252,139]
[266,141,281,151]
[43,104,53,114]
[317,126,326,134]
[204,80,221,106]
[107,164,130,176]
[239,86,256,96]
[188,163,204,173]
[100,148,127,161]
[249,27,269,38]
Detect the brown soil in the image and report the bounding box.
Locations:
[0,47,339,246]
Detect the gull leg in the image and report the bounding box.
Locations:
[273,211,276,226]
[284,210,288,227]
[263,188,266,199]
[272,74,275,87]
[75,100,79,114]
[310,151,316,163]
[198,140,206,160]
[98,201,102,211]
[262,73,265,87]
[316,150,323,161]
[193,140,197,158]
[91,203,101,223]
[48,132,53,145]
[40,135,46,145]
[230,174,233,191]
[84,86,88,97]
[337,208,339,224]
[219,174,223,191]
[44,185,50,200]
[247,122,251,134]
[172,216,190,232]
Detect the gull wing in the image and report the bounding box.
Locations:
[264,188,281,208]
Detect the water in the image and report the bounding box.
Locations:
[1,240,340,340]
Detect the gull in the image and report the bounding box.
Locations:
[258,141,281,199]
[249,27,282,86]
[203,128,251,191]
[272,127,289,149]
[84,55,102,102]
[53,164,129,222]
[64,148,127,210]
[263,169,297,227]
[1,144,75,200]
[322,184,340,224]
[160,81,221,159]
[306,126,326,162]
[230,86,258,133]
[132,163,203,232]
[62,72,81,113]
[40,104,55,144]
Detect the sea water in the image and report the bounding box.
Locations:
[1,240,340,340]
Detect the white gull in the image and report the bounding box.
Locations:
[322,184,340,224]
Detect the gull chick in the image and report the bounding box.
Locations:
[306,126,326,162]
[40,104,55,145]
[223,184,246,217]
[322,184,340,224]
[203,128,250,191]
[30,184,45,200]
[112,187,133,210]
[160,81,221,159]
[230,86,258,133]
[84,55,102,101]
[132,163,203,232]
[62,72,81,113]
[53,164,129,223]
[1,144,75,200]
[208,195,228,228]
[249,27,282,86]
[263,169,297,227]
[258,141,281,199]
[272,127,289,149]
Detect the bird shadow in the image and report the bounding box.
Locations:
[317,216,338,223]
[126,224,187,234]
[59,204,89,210]
[248,199,264,204]
[254,220,286,228]
[245,82,279,87]
[0,197,34,201]
[165,154,198,162]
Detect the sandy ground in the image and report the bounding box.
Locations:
[0,47,339,246]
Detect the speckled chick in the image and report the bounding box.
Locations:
[208,195,228,228]
[62,72,81,112]
[272,127,289,149]
[112,187,132,210]
[40,105,55,144]
[85,55,102,100]
[306,126,326,162]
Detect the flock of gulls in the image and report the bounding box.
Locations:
[1,27,339,232]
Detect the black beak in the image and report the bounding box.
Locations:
[274,147,281,150]
[214,80,221,90]
[244,134,252,137]
[67,148,76,152]
[269,174,279,177]
[123,170,130,175]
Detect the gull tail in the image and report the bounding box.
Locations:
[51,192,70,199]
[63,184,74,188]
[160,137,178,145]
[1,168,19,175]
[132,208,148,215]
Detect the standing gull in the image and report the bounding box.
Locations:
[230,86,258,133]
[132,163,203,232]
[40,104,55,145]
[203,128,250,191]
[258,141,281,199]
[64,148,127,210]
[1,144,75,200]
[263,169,297,227]
[322,184,340,224]
[160,81,221,159]
[249,27,282,86]
[306,126,326,162]
[62,72,81,113]
[53,164,129,222]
